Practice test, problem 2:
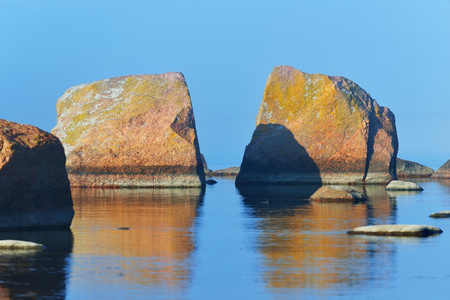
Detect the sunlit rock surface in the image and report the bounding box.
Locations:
[0,119,74,229]
[432,159,450,179]
[52,73,205,187]
[236,65,398,185]
[348,224,442,237]
[309,186,366,202]
[386,180,423,191]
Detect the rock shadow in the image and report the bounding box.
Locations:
[236,124,322,185]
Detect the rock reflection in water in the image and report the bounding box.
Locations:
[0,230,73,299]
[239,184,397,291]
[70,187,204,295]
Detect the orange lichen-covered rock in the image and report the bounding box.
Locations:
[52,73,205,187]
[236,65,398,185]
[0,119,74,229]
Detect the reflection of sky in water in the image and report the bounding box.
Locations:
[0,179,449,298]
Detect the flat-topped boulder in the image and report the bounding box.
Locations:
[309,186,366,202]
[429,211,450,218]
[431,159,450,179]
[348,224,443,237]
[52,73,205,187]
[0,240,44,250]
[0,119,74,229]
[396,158,434,178]
[236,66,398,185]
[386,180,423,191]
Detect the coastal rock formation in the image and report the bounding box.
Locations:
[236,66,398,185]
[309,186,366,202]
[212,167,241,177]
[429,211,450,218]
[385,180,423,191]
[52,73,205,187]
[348,224,443,237]
[0,120,74,229]
[431,160,450,179]
[396,158,434,178]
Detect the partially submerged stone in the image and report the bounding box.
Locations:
[52,73,205,187]
[348,225,442,237]
[0,119,74,229]
[236,65,398,185]
[309,186,366,202]
[396,158,434,178]
[0,240,44,250]
[386,180,423,191]
[429,211,450,218]
[431,159,450,179]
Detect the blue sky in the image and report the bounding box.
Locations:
[1,0,448,170]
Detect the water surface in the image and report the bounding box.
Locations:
[0,179,449,299]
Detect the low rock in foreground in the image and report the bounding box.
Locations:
[310,186,366,202]
[52,73,205,187]
[348,225,443,237]
[396,158,434,178]
[386,180,423,191]
[0,240,44,250]
[0,119,74,229]
[429,211,450,218]
[431,160,450,179]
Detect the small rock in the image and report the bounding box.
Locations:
[348,224,442,237]
[386,180,423,191]
[205,179,218,185]
[116,227,130,230]
[429,211,450,218]
[309,186,366,202]
[0,240,44,250]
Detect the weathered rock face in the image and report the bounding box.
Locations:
[52,73,205,187]
[432,159,450,179]
[0,120,74,229]
[236,65,398,185]
[396,158,434,178]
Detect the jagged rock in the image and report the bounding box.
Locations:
[236,66,398,185]
[212,167,240,177]
[0,120,74,229]
[52,73,205,187]
[385,180,423,191]
[396,158,434,178]
[431,159,450,179]
[348,224,443,237]
[309,186,366,202]
[429,211,450,218]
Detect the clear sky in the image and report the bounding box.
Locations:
[1,0,449,170]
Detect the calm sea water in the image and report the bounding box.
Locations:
[0,178,449,299]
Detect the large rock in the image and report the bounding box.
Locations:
[236,66,398,185]
[348,224,443,237]
[52,73,205,187]
[309,186,366,202]
[431,159,450,179]
[396,158,434,178]
[0,120,74,229]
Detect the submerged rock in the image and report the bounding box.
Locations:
[431,160,450,179]
[396,158,434,178]
[52,73,205,187]
[236,65,398,185]
[0,240,44,250]
[0,120,74,229]
[385,180,423,191]
[429,211,450,218]
[348,224,443,237]
[309,186,366,202]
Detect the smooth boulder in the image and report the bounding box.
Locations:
[429,211,450,218]
[431,160,450,179]
[52,73,205,187]
[309,186,366,202]
[386,180,423,191]
[0,240,44,250]
[348,225,443,237]
[396,158,434,178]
[0,120,74,229]
[236,65,398,185]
